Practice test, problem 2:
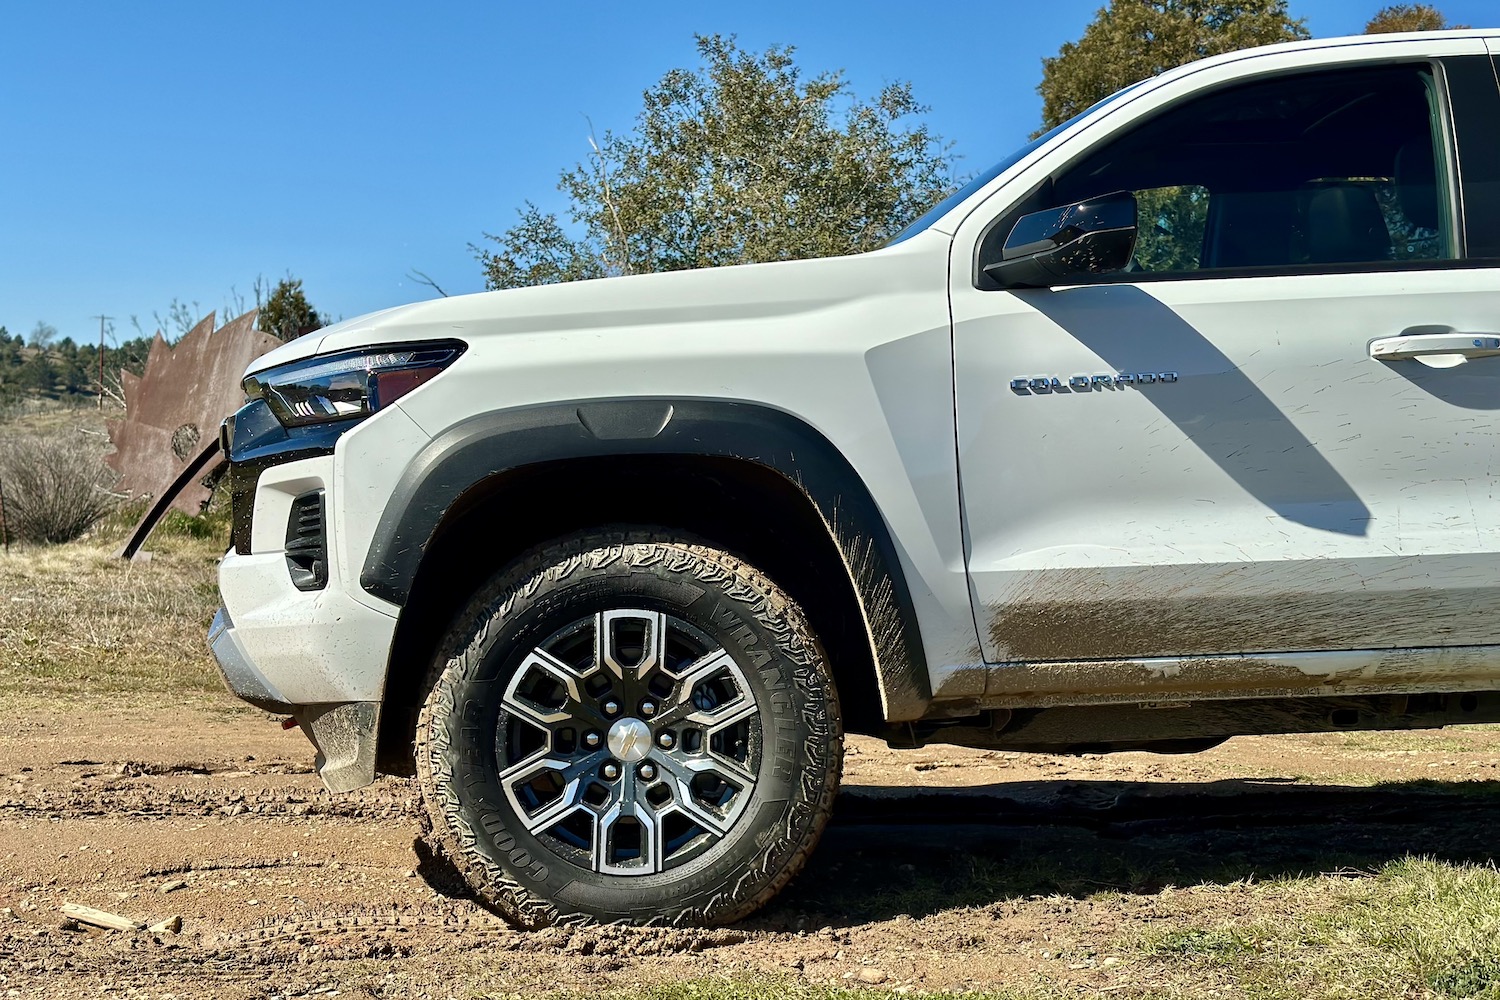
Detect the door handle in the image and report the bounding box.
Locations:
[1369,333,1500,369]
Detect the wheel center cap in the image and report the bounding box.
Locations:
[607,718,652,763]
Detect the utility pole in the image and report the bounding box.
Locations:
[93,314,113,409]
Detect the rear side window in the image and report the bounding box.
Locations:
[1046,64,1455,275]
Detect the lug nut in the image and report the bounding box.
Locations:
[657,732,675,750]
[603,763,620,780]
[639,763,657,781]
[602,700,621,717]
[583,732,601,749]
[640,700,657,717]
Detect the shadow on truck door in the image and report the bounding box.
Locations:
[1018,283,1370,537]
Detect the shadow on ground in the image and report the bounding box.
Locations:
[752,778,1500,928]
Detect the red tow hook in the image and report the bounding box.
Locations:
[281,716,300,731]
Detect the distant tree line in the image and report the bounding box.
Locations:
[0,277,325,407]
[0,321,154,405]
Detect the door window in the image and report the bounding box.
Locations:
[1019,64,1456,278]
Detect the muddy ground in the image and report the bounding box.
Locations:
[2,705,1498,999]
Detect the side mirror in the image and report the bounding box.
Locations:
[985,192,1138,289]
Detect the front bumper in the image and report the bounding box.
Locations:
[207,607,292,713]
[209,454,398,792]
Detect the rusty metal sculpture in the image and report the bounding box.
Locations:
[106,310,281,557]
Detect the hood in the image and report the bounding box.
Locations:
[243,232,947,376]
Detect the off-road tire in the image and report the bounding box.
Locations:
[414,529,843,927]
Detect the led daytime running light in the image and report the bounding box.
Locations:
[242,342,464,428]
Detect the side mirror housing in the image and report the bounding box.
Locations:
[984,192,1138,289]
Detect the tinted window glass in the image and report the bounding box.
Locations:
[1046,64,1453,273]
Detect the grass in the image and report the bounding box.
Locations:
[1128,859,1500,999]
[617,983,1056,1000]
[0,394,105,434]
[1141,926,1262,962]
[0,533,225,704]
[1320,729,1498,754]
[0,395,238,709]
[0,514,232,709]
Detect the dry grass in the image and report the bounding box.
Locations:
[0,393,238,710]
[0,528,231,709]
[0,395,115,434]
[1320,728,1494,754]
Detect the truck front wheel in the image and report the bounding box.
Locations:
[414,530,842,927]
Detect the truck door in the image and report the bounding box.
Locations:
[951,46,1500,666]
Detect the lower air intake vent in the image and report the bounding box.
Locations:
[285,491,328,591]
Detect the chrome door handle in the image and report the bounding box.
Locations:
[1369,333,1500,368]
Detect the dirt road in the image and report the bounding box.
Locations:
[3,705,1499,999]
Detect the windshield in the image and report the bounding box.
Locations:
[884,83,1145,247]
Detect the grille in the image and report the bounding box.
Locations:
[284,491,328,591]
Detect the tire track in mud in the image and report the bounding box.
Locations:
[4,756,1500,996]
[8,754,1500,832]
[0,757,410,822]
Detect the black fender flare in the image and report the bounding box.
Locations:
[360,397,930,720]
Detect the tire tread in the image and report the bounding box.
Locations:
[413,528,843,927]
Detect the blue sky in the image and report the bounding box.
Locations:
[1,1,1491,347]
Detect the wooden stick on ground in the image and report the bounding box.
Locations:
[60,903,144,932]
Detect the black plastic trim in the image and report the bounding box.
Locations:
[989,255,1500,289]
[224,399,354,554]
[284,490,328,591]
[360,398,932,718]
[1446,55,1500,259]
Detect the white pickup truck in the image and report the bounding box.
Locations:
[210,29,1500,926]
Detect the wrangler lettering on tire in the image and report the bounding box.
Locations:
[413,530,842,927]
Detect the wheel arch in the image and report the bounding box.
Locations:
[368,398,930,775]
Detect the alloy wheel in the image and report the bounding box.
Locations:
[495,609,762,875]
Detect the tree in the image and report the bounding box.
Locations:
[23,349,56,396]
[28,321,57,350]
[475,34,957,290]
[1036,1,1309,134]
[1365,4,1463,32]
[256,277,324,341]
[63,356,89,394]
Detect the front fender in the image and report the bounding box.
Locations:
[362,397,931,720]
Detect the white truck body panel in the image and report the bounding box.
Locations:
[216,30,1500,758]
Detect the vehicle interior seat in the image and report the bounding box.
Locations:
[1200,189,1300,269]
[1305,183,1391,263]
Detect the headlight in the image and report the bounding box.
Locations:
[243,341,465,428]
